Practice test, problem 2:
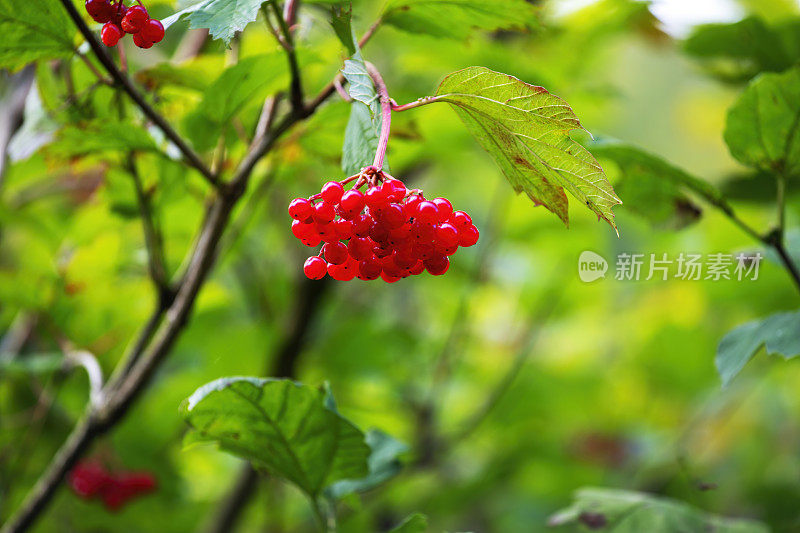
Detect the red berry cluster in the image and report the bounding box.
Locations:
[289,171,479,282]
[85,0,165,48]
[69,461,157,511]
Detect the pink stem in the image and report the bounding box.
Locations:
[392,96,440,112]
[283,0,298,29]
[365,62,392,170]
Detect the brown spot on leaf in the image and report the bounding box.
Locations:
[579,511,607,529]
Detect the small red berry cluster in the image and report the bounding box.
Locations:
[69,461,157,511]
[85,0,165,49]
[289,170,479,282]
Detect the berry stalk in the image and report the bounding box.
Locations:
[365,62,393,171]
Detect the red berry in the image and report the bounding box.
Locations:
[304,257,327,279]
[328,258,357,281]
[403,195,422,217]
[365,186,388,208]
[321,181,344,204]
[340,190,365,214]
[348,237,374,261]
[380,271,401,283]
[435,223,459,248]
[432,198,453,222]
[288,198,313,220]
[352,213,372,237]
[323,242,348,265]
[414,201,439,224]
[316,222,339,243]
[69,462,111,498]
[381,203,406,229]
[313,202,336,224]
[132,32,153,48]
[334,218,353,240]
[382,179,406,202]
[101,22,123,46]
[291,219,314,240]
[85,0,114,23]
[424,255,450,276]
[459,224,479,247]
[121,5,148,33]
[141,18,164,43]
[358,258,382,280]
[409,261,425,275]
[450,210,472,230]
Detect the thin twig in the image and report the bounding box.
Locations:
[126,153,172,299]
[56,0,220,189]
[268,1,304,113]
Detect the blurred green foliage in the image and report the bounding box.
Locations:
[2,0,800,532]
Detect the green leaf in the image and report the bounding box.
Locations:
[181,377,371,497]
[389,513,428,533]
[716,310,800,386]
[329,5,355,56]
[51,122,158,157]
[184,53,288,150]
[382,0,536,40]
[162,0,264,45]
[435,67,621,231]
[684,17,793,83]
[341,50,384,175]
[550,488,769,532]
[589,140,723,229]
[325,429,408,499]
[0,0,74,69]
[724,67,800,174]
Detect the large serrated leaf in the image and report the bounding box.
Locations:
[716,310,800,386]
[382,0,535,40]
[435,67,621,231]
[181,377,371,498]
[162,0,264,45]
[0,0,74,69]
[724,67,800,174]
[550,487,769,532]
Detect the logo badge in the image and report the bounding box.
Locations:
[578,251,608,282]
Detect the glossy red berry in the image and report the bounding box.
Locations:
[141,18,165,43]
[323,242,348,265]
[450,210,472,230]
[382,179,406,202]
[424,255,450,276]
[86,0,114,23]
[303,257,327,279]
[459,224,479,247]
[432,197,453,222]
[340,190,365,214]
[101,23,123,46]
[415,201,439,224]
[121,5,148,33]
[321,181,344,204]
[132,32,153,48]
[328,258,358,281]
[365,186,388,208]
[436,223,459,248]
[288,198,313,220]
[358,258,382,280]
[313,202,336,224]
